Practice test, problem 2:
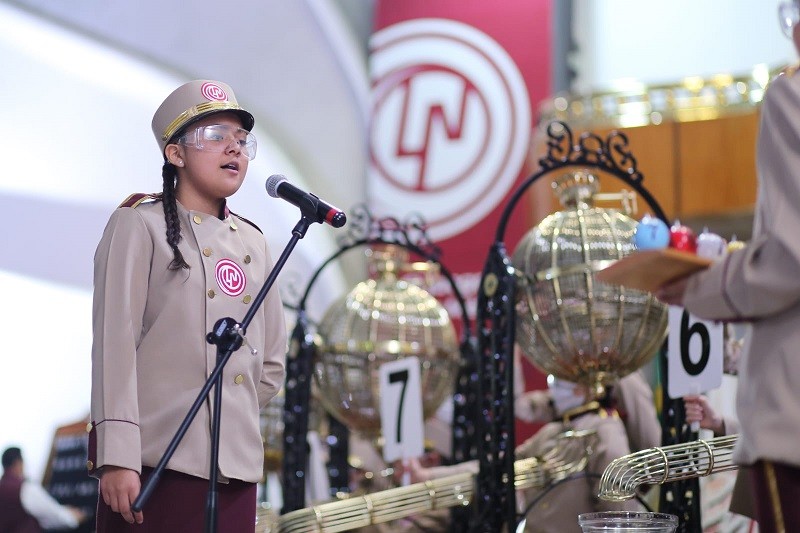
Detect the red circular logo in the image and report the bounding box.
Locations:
[369,19,531,241]
[215,259,246,297]
[201,82,228,102]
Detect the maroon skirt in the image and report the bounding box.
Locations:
[96,468,256,533]
[750,460,800,533]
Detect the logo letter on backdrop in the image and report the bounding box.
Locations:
[368,1,552,331]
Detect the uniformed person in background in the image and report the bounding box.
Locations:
[389,368,661,533]
[0,446,86,532]
[656,3,800,530]
[89,80,286,532]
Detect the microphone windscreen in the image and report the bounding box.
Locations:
[265,174,286,198]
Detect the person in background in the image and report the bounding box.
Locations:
[394,369,661,533]
[684,394,739,438]
[89,80,286,532]
[0,446,86,532]
[656,3,800,531]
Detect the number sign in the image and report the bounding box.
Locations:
[667,306,724,399]
[379,356,424,463]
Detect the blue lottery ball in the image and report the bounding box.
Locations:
[634,215,670,249]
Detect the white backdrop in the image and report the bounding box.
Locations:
[573,0,796,91]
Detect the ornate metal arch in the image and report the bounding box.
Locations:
[473,121,695,532]
[280,204,478,518]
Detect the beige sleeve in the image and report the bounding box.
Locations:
[425,460,479,479]
[515,390,555,424]
[613,371,661,452]
[257,240,287,408]
[513,345,556,423]
[684,74,800,321]
[91,208,151,473]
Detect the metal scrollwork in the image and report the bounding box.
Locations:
[282,204,474,521]
[475,120,677,532]
[606,131,642,182]
[335,204,442,261]
[538,121,643,183]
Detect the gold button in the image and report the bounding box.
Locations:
[86,460,94,471]
[207,289,216,298]
[85,423,92,433]
[244,255,251,264]
[203,247,212,257]
[230,221,238,230]
[234,374,244,384]
[243,295,252,304]
[193,215,202,224]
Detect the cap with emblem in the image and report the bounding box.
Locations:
[151,80,255,156]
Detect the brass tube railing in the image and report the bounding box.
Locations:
[598,434,739,502]
[275,429,596,533]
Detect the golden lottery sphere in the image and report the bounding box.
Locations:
[314,247,459,437]
[513,170,668,395]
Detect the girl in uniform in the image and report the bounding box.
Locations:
[89,80,287,532]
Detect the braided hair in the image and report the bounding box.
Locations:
[162,161,190,270]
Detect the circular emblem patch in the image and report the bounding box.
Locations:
[369,18,531,241]
[201,82,228,102]
[215,258,246,297]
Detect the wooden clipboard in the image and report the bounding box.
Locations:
[595,248,712,293]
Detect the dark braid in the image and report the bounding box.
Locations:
[162,162,190,270]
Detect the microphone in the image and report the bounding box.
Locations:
[265,174,346,228]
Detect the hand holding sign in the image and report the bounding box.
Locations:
[667,306,724,430]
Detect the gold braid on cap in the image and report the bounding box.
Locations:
[162,101,244,142]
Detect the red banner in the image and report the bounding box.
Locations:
[368,0,553,443]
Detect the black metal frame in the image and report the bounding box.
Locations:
[658,348,702,532]
[473,120,698,532]
[280,204,478,518]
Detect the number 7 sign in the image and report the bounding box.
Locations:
[667,306,724,399]
[379,356,425,463]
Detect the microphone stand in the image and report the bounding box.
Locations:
[132,213,317,533]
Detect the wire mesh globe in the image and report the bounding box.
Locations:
[512,170,668,395]
[313,246,459,437]
[260,391,285,473]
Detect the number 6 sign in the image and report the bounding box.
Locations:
[379,356,424,463]
[667,306,724,399]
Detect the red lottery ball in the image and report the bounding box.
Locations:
[669,222,697,253]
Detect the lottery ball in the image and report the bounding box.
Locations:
[634,214,670,250]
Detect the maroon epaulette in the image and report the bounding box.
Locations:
[118,192,163,209]
[230,211,262,234]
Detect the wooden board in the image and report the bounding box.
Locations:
[42,418,97,533]
[595,248,712,293]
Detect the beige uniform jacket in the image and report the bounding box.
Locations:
[89,198,286,483]
[682,70,800,468]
